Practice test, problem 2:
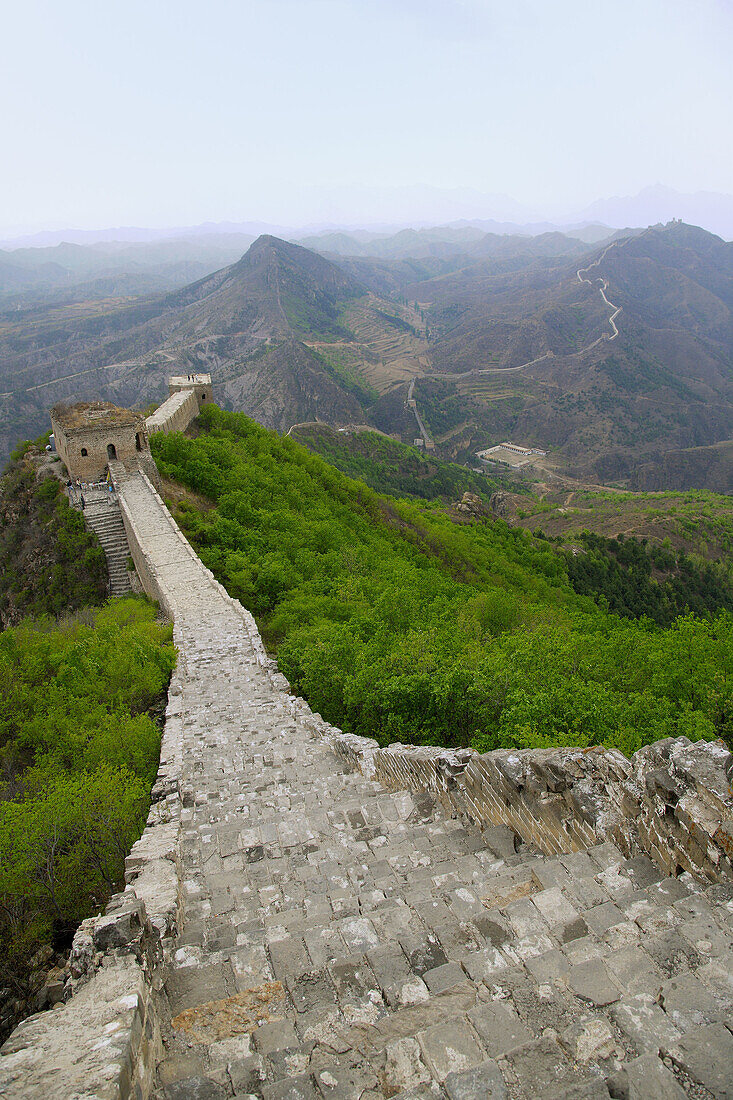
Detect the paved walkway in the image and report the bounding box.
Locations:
[117,474,733,1100]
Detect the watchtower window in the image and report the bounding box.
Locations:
[202,393,207,400]
[135,432,142,451]
[80,447,88,456]
[107,443,117,460]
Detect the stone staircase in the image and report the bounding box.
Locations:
[70,485,133,597]
[155,644,733,1100]
[4,471,730,1100]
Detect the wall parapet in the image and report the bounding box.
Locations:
[310,722,733,883]
[145,388,200,438]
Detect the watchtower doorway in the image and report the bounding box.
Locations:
[107,443,117,460]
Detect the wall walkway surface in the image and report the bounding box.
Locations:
[146,389,201,438]
[1,471,732,1100]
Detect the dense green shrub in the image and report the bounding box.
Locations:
[0,599,175,1004]
[153,406,732,759]
[564,531,733,625]
[0,458,107,626]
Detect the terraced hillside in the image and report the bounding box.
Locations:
[333,296,430,395]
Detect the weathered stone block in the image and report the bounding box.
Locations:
[443,1060,507,1100]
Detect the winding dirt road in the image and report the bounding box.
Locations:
[406,242,626,446]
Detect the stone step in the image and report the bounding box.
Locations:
[72,498,135,598]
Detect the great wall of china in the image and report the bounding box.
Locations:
[1,379,732,1099]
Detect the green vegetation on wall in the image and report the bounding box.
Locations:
[0,600,175,1010]
[152,406,732,764]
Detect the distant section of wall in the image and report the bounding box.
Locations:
[321,728,733,883]
[145,388,200,438]
[146,372,214,439]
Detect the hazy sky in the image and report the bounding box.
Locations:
[2,0,732,234]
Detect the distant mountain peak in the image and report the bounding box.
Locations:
[576,187,733,241]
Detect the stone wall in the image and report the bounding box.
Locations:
[115,464,733,886]
[145,388,200,438]
[114,470,283,683]
[318,728,733,883]
[3,464,732,1098]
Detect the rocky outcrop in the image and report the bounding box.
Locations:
[454,491,492,520]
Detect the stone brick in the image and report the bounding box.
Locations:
[423,963,470,994]
[383,1037,431,1093]
[164,1077,228,1100]
[262,1074,320,1100]
[313,1062,380,1100]
[443,1060,507,1100]
[664,1023,733,1099]
[467,1001,532,1056]
[502,1037,575,1094]
[254,1020,300,1055]
[531,887,579,926]
[568,959,620,1006]
[605,1053,686,1099]
[657,973,722,1030]
[417,1018,486,1081]
[461,946,509,983]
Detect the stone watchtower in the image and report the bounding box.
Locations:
[51,401,151,482]
[51,374,214,482]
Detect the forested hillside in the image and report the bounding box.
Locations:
[0,439,107,627]
[0,601,174,1038]
[562,531,733,625]
[0,445,175,1039]
[153,406,732,760]
[289,423,526,501]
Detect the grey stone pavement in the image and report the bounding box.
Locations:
[121,475,733,1100]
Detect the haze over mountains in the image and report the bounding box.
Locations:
[0,218,731,491]
[4,184,733,249]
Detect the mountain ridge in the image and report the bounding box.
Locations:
[0,225,731,491]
